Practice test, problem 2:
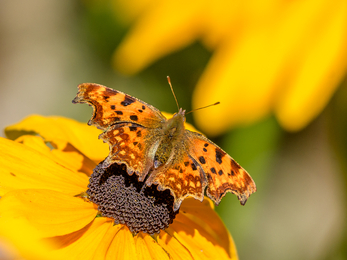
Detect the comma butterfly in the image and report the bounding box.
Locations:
[73,80,256,211]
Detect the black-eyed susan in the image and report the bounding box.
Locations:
[0,115,238,260]
[110,0,347,135]
[0,217,57,260]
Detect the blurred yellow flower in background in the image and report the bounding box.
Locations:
[0,115,238,260]
[112,0,347,136]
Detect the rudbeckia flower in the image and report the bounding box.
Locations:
[0,115,238,259]
[0,218,57,260]
[111,0,347,135]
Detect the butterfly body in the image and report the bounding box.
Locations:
[73,83,256,211]
[152,108,186,168]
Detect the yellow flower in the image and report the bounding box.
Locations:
[0,218,57,260]
[111,0,347,136]
[0,115,238,259]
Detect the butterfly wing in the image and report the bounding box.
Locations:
[72,83,166,178]
[72,83,166,130]
[73,83,256,208]
[99,123,162,179]
[145,150,207,211]
[186,130,256,206]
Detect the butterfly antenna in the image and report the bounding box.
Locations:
[167,76,180,111]
[186,102,220,115]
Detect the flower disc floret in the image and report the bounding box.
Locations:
[87,161,179,234]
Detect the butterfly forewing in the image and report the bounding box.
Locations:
[73,82,256,211]
[186,131,256,205]
[72,83,166,130]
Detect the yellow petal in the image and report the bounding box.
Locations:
[15,135,96,176]
[190,0,347,135]
[0,189,97,237]
[5,115,108,162]
[113,0,204,74]
[134,232,170,260]
[168,214,235,260]
[92,221,123,260]
[180,197,235,255]
[192,31,283,135]
[51,218,116,260]
[157,199,237,260]
[104,226,137,260]
[15,135,52,154]
[0,137,89,195]
[275,0,347,131]
[0,218,58,260]
[157,230,194,260]
[50,143,97,177]
[53,220,137,260]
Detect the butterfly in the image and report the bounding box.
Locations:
[72,81,256,211]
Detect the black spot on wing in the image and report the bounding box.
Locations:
[215,148,225,164]
[210,167,216,174]
[230,159,241,170]
[191,163,197,171]
[199,156,206,164]
[129,126,137,131]
[130,115,138,121]
[114,117,121,121]
[204,143,209,147]
[142,105,146,110]
[138,109,143,113]
[203,148,207,152]
[136,131,142,137]
[115,111,123,115]
[184,161,189,167]
[110,105,115,110]
[218,170,224,176]
[121,95,136,106]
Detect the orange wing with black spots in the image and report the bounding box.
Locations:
[146,153,207,211]
[72,83,166,130]
[99,123,161,180]
[186,131,256,206]
[73,83,166,180]
[73,81,256,211]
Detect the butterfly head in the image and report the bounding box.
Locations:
[163,108,186,138]
[172,108,186,120]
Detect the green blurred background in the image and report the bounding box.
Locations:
[0,1,346,259]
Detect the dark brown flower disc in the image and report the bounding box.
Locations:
[87,161,179,234]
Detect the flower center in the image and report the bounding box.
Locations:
[87,162,179,234]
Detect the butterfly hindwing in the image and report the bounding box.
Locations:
[72,83,166,130]
[100,123,162,180]
[146,152,207,211]
[186,130,256,205]
[73,82,256,210]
